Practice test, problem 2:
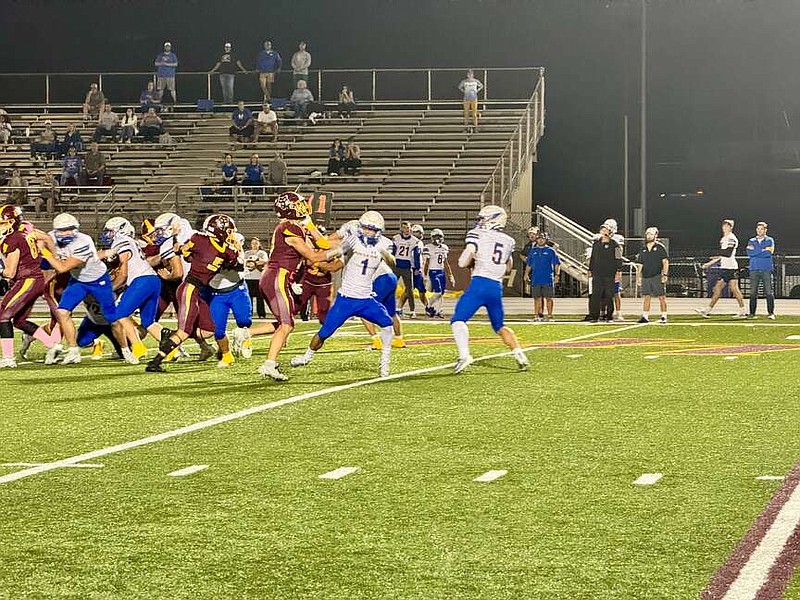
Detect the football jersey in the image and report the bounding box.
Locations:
[158,217,194,280]
[52,231,107,282]
[464,228,515,282]
[719,233,738,269]
[339,234,392,299]
[181,233,240,287]
[1,231,43,280]
[423,242,450,272]
[111,235,156,286]
[268,220,307,272]
[392,234,420,269]
[337,222,392,280]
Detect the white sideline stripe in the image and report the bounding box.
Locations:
[167,465,209,477]
[319,466,359,480]
[723,481,800,598]
[0,323,644,486]
[473,470,508,483]
[566,354,583,359]
[633,473,663,485]
[724,356,739,361]
[1,462,104,468]
[756,475,786,481]
[786,335,800,340]
[644,355,659,360]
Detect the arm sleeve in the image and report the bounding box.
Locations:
[719,244,736,258]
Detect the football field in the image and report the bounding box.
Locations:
[3,316,800,599]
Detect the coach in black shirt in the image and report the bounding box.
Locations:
[587,222,623,322]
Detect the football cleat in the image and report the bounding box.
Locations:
[694,308,710,318]
[19,333,33,359]
[91,340,105,359]
[453,356,474,374]
[408,311,416,319]
[659,316,668,324]
[768,313,777,320]
[131,341,148,360]
[44,343,65,365]
[290,353,312,368]
[0,357,18,368]
[425,306,435,317]
[61,347,82,365]
[371,335,382,351]
[122,348,140,365]
[515,353,530,372]
[217,352,235,368]
[145,361,166,373]
[197,344,215,362]
[391,337,406,349]
[637,317,649,324]
[233,327,252,358]
[258,360,288,381]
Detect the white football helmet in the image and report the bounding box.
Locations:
[53,213,80,247]
[477,205,508,230]
[358,210,385,245]
[101,217,135,245]
[153,212,181,245]
[431,228,444,245]
[411,224,424,239]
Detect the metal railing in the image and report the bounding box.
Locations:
[479,68,546,210]
[0,67,543,107]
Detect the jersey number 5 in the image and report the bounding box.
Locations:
[491,242,504,265]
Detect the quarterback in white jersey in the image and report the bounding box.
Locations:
[291,211,396,377]
[450,205,529,374]
[41,213,117,365]
[423,228,455,317]
[696,219,747,318]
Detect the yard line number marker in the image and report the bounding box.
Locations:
[167,465,209,477]
[0,323,646,486]
[473,470,508,483]
[319,467,359,480]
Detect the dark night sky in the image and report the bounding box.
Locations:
[4,0,800,248]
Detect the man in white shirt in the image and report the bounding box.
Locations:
[254,103,278,143]
[696,219,747,318]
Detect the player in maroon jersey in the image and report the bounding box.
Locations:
[146,214,241,372]
[295,229,340,324]
[256,192,333,381]
[0,205,62,367]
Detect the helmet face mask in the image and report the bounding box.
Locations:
[431,228,444,245]
[204,213,238,245]
[0,205,22,240]
[274,192,309,221]
[358,210,384,246]
[411,224,424,239]
[153,212,180,245]
[53,213,80,247]
[100,217,134,246]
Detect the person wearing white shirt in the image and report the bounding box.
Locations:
[255,103,278,143]
[696,219,747,318]
[458,69,484,129]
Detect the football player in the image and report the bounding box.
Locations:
[392,221,421,318]
[39,213,118,365]
[0,205,62,367]
[100,217,163,363]
[450,205,529,374]
[422,228,455,318]
[410,224,429,315]
[146,213,241,372]
[294,229,340,325]
[256,192,330,381]
[291,211,395,377]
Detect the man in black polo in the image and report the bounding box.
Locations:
[634,226,669,324]
[587,220,622,323]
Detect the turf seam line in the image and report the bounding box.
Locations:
[0,323,644,486]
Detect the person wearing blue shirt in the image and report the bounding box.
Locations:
[221,153,238,190]
[154,42,178,106]
[229,101,254,141]
[746,221,776,319]
[257,41,282,102]
[242,154,264,188]
[524,231,560,321]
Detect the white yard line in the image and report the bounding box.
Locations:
[1,462,103,468]
[722,486,800,598]
[0,323,644,486]
[319,466,359,480]
[756,476,786,481]
[633,473,663,486]
[473,470,508,483]
[167,465,209,477]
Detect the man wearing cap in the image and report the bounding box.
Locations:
[634,226,669,324]
[524,231,560,321]
[746,221,776,319]
[154,42,178,107]
[210,42,248,104]
[696,219,747,318]
[587,220,622,323]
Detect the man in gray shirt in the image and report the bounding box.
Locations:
[291,41,311,88]
[92,104,119,142]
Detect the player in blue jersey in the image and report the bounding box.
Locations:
[450,205,529,374]
[291,211,396,378]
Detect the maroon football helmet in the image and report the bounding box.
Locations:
[0,204,23,239]
[203,213,237,245]
[274,192,311,221]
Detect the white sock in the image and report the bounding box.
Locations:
[513,347,526,361]
[380,326,393,361]
[451,321,470,360]
[303,348,315,361]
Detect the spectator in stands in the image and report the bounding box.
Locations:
[93,103,119,142]
[343,140,362,175]
[139,81,162,113]
[337,85,357,118]
[244,238,269,318]
[242,154,265,188]
[290,80,314,120]
[154,41,178,107]
[257,40,282,102]
[8,168,27,205]
[61,146,82,186]
[82,141,106,185]
[229,101,254,142]
[458,69,484,130]
[36,171,60,216]
[119,108,138,144]
[0,114,12,145]
[30,120,58,161]
[60,123,83,155]
[326,139,344,176]
[291,41,312,88]
[221,153,238,188]
[82,83,106,121]
[210,42,248,105]
[254,103,278,143]
[268,152,288,187]
[139,107,163,142]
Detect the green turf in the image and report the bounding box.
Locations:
[2,318,800,598]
